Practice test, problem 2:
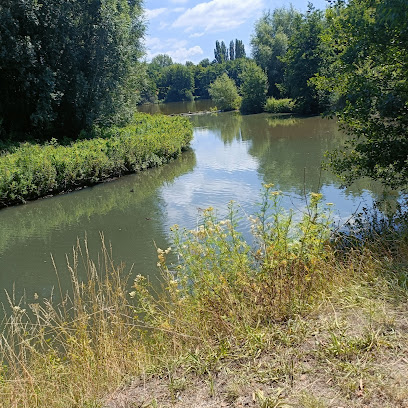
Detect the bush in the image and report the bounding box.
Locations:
[240,61,268,114]
[264,97,295,113]
[208,73,241,111]
[0,113,193,207]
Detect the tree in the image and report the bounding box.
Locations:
[229,40,235,61]
[199,58,211,67]
[161,64,194,102]
[214,40,229,63]
[315,0,408,189]
[0,0,145,139]
[209,74,241,111]
[240,61,268,114]
[281,5,326,113]
[235,39,246,59]
[151,54,173,68]
[251,6,301,97]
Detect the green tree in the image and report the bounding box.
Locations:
[240,61,268,114]
[251,6,301,97]
[151,54,173,68]
[229,40,235,61]
[214,40,229,63]
[209,74,241,111]
[281,5,326,113]
[0,0,145,139]
[199,58,211,67]
[315,0,408,189]
[161,64,195,102]
[235,39,246,59]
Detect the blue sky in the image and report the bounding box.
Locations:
[143,0,329,64]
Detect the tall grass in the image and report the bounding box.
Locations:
[0,113,193,207]
[1,187,406,407]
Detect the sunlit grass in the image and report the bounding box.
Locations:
[1,188,407,407]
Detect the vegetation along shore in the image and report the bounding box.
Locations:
[0,114,192,208]
[0,0,407,407]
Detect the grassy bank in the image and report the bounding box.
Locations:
[0,113,193,207]
[1,188,407,407]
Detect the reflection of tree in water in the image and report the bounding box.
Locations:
[0,150,196,302]
[239,114,349,194]
[190,112,242,144]
[240,114,396,203]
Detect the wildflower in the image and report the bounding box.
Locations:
[271,190,282,196]
[310,192,323,199]
[263,183,275,189]
[326,202,334,206]
[129,291,137,298]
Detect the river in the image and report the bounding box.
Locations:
[0,102,392,306]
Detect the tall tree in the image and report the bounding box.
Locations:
[281,5,326,113]
[235,39,246,59]
[0,0,145,139]
[229,40,235,61]
[251,6,301,97]
[214,40,229,63]
[240,61,268,114]
[315,0,408,189]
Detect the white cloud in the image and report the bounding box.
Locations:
[166,46,204,62]
[145,8,167,20]
[172,0,264,33]
[189,32,205,38]
[144,36,203,63]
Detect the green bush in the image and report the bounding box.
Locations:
[264,97,295,113]
[208,73,241,111]
[0,113,193,207]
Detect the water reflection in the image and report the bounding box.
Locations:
[0,151,196,303]
[0,109,396,307]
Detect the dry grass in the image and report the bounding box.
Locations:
[1,190,407,408]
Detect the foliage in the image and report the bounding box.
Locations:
[0,113,193,206]
[208,74,241,111]
[314,0,408,190]
[214,39,246,63]
[151,54,174,68]
[214,40,229,63]
[240,61,268,114]
[235,39,246,59]
[0,0,145,139]
[160,64,195,102]
[1,188,408,406]
[264,97,295,113]
[251,6,301,97]
[280,5,327,114]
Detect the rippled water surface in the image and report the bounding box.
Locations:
[0,105,390,305]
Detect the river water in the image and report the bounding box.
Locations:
[0,102,391,306]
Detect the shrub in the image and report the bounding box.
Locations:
[208,73,241,111]
[0,113,193,207]
[264,97,295,113]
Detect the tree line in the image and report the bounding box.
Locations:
[0,0,406,190]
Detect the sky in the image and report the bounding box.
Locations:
[143,0,329,64]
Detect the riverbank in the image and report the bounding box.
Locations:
[0,113,193,208]
[1,189,407,407]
